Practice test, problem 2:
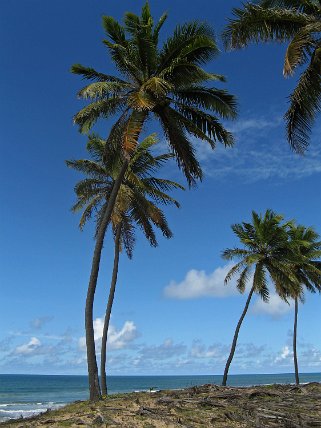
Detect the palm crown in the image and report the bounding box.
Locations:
[66,133,184,255]
[223,209,299,300]
[288,223,321,299]
[72,2,237,185]
[223,0,321,153]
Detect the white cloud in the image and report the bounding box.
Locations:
[252,293,293,318]
[108,321,138,350]
[15,337,41,355]
[164,263,244,299]
[274,345,292,364]
[78,319,138,352]
[193,115,321,182]
[190,341,228,359]
[137,339,186,360]
[228,117,282,134]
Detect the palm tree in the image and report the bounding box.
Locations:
[72,2,237,400]
[221,209,298,386]
[287,224,321,384]
[67,133,183,397]
[223,0,321,153]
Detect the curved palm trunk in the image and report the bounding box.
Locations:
[85,111,146,401]
[293,297,300,385]
[222,285,255,386]
[101,224,122,396]
[85,160,128,402]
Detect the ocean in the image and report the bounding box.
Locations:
[0,373,320,422]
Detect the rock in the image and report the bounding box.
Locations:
[92,414,104,425]
[75,419,87,425]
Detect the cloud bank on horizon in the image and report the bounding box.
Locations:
[1,315,320,375]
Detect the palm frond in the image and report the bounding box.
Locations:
[260,0,320,15]
[73,98,125,134]
[253,263,269,302]
[77,81,131,100]
[120,215,136,259]
[155,106,203,186]
[102,15,128,45]
[283,23,321,76]
[236,265,251,293]
[285,49,321,152]
[71,64,127,84]
[159,21,218,71]
[173,104,234,147]
[66,159,107,178]
[223,4,314,50]
[173,86,237,119]
[222,248,251,261]
[79,195,104,230]
[153,11,168,43]
[224,261,246,284]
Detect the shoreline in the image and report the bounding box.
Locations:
[1,382,321,427]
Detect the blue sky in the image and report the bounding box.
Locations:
[1,0,321,376]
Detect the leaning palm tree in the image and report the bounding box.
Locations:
[287,223,321,384]
[221,209,298,386]
[223,0,321,153]
[72,2,237,400]
[67,133,183,397]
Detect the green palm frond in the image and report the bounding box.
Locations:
[173,86,237,119]
[155,106,203,186]
[260,0,320,15]
[119,214,136,259]
[253,263,269,302]
[223,4,314,49]
[236,265,251,293]
[73,98,125,134]
[283,23,321,75]
[174,104,234,147]
[78,195,104,230]
[71,64,127,84]
[66,159,107,178]
[143,177,185,193]
[153,11,168,43]
[102,15,128,46]
[77,82,131,100]
[285,49,321,152]
[159,21,218,70]
[222,248,251,261]
[224,261,246,284]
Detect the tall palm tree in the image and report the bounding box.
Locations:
[287,224,321,384]
[221,209,298,386]
[67,133,183,397]
[223,0,321,153]
[72,2,237,400]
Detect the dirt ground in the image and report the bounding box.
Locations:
[2,382,321,427]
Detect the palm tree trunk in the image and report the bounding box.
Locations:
[222,285,255,386]
[85,160,128,402]
[85,111,147,401]
[101,224,122,396]
[293,297,300,385]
